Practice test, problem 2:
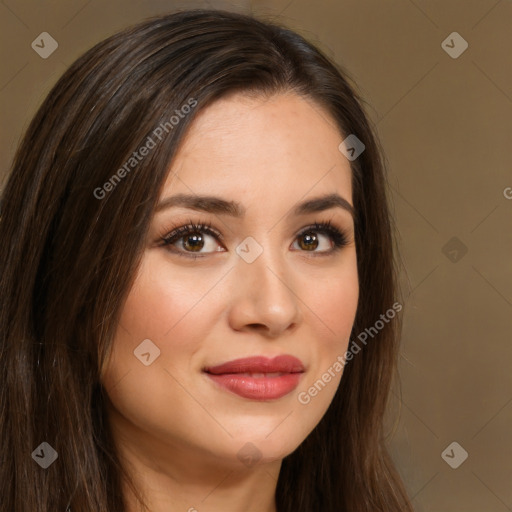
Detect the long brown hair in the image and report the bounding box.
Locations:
[0,9,413,511]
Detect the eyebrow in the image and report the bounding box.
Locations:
[155,192,355,218]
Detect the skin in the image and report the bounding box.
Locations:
[100,90,359,512]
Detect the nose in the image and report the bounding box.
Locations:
[227,243,302,337]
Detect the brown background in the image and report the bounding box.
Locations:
[1,1,511,510]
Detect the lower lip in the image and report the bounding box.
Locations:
[205,372,303,400]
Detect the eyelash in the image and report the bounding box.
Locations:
[159,218,349,260]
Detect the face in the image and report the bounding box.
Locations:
[101,91,359,471]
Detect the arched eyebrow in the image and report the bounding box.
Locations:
[155,192,354,219]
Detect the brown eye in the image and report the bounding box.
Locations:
[298,231,320,251]
[292,221,349,255]
[161,221,225,259]
[161,220,349,260]
[181,232,205,252]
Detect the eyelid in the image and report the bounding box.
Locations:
[158,220,224,258]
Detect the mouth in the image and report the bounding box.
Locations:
[203,355,305,401]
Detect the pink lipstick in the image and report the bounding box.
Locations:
[203,355,304,400]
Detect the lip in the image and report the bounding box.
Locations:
[203,355,305,401]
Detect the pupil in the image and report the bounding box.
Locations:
[301,232,318,251]
[184,233,204,251]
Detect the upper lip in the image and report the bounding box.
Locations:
[204,355,305,375]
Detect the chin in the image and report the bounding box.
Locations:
[226,431,303,466]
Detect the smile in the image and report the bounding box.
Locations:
[203,355,305,400]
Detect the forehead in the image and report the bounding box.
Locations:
[162,91,353,211]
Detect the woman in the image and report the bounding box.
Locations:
[0,8,414,512]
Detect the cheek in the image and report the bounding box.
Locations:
[313,280,358,334]
[100,253,224,387]
[295,261,358,409]
[305,258,359,344]
[99,257,175,387]
[117,258,196,338]
[113,253,224,349]
[99,256,218,441]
